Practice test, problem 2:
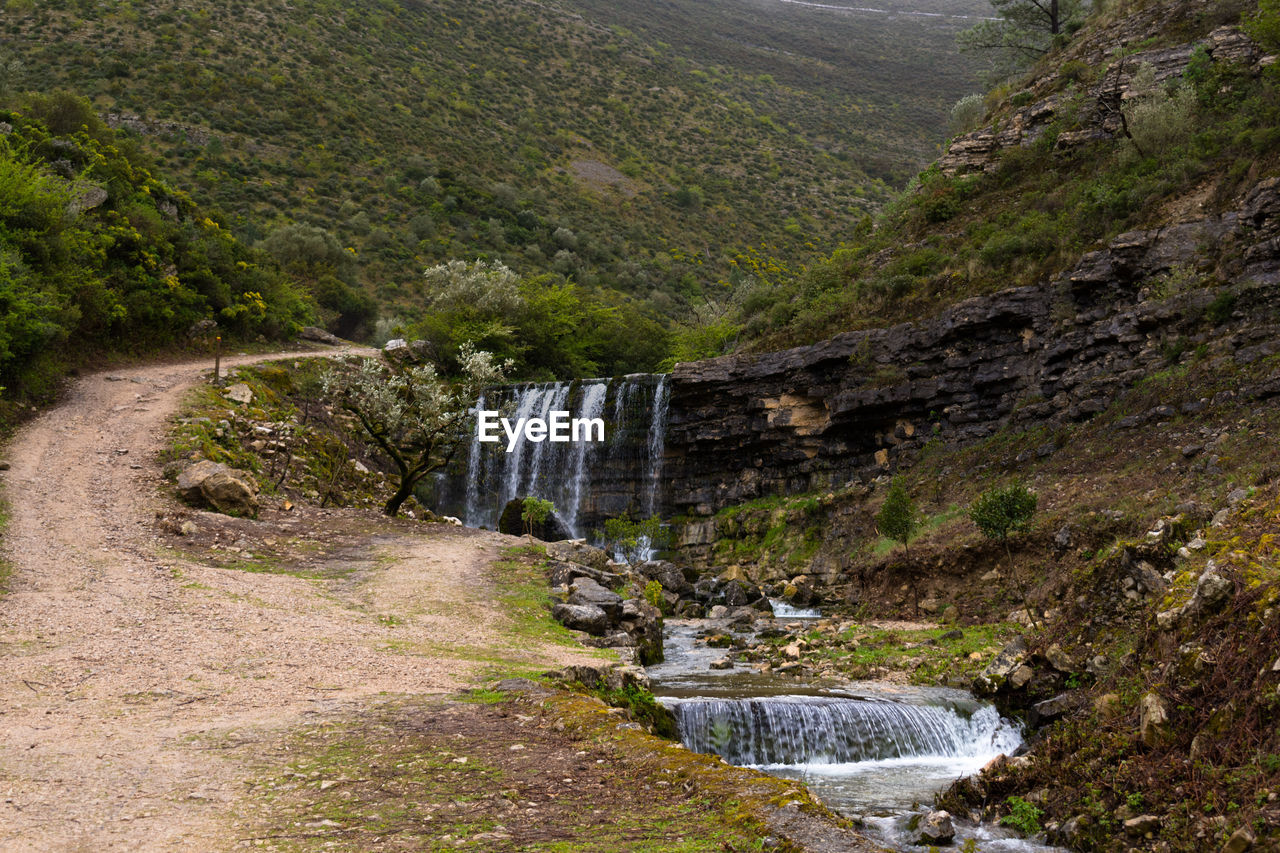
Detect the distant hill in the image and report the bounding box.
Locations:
[4,0,984,367]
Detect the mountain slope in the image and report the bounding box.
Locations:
[722,0,1276,352]
[4,0,983,362]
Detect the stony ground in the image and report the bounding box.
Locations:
[0,350,878,852]
[0,350,605,852]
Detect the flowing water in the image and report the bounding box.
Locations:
[430,374,669,538]
[649,621,1065,852]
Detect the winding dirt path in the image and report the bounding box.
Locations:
[0,350,599,851]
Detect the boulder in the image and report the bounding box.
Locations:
[638,560,693,596]
[550,603,609,636]
[975,636,1029,693]
[496,498,572,542]
[918,810,955,845]
[200,469,260,517]
[547,559,622,590]
[546,540,612,573]
[619,597,664,665]
[722,579,760,608]
[177,460,227,504]
[568,577,623,621]
[177,461,259,516]
[784,575,818,607]
[299,325,343,345]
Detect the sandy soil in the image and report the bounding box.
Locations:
[0,350,599,852]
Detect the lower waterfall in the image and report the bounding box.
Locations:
[664,695,1021,768]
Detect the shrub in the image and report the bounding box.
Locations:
[949,93,986,136]
[969,482,1037,543]
[1000,796,1044,835]
[876,478,918,551]
[521,496,554,538]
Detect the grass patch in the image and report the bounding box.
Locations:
[241,693,808,851]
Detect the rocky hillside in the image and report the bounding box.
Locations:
[650,2,1280,849]
[714,0,1275,354]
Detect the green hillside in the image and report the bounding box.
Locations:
[0,94,310,419]
[3,0,983,368]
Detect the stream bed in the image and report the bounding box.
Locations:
[647,620,1066,852]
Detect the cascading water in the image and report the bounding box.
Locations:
[664,695,1020,768]
[430,373,670,539]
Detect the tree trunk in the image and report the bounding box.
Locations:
[383,476,416,517]
[1050,0,1060,34]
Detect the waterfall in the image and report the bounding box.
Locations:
[644,374,669,519]
[564,381,608,535]
[665,696,1022,768]
[432,373,671,539]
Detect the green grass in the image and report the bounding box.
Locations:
[492,545,610,654]
[789,622,1023,684]
[0,496,12,596]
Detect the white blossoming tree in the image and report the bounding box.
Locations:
[321,344,508,517]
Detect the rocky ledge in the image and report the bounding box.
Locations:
[664,176,1280,537]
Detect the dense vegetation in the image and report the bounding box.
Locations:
[0,93,309,418]
[712,0,1277,353]
[3,0,984,373]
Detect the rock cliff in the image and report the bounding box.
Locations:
[664,176,1280,528]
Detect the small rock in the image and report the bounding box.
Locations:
[1211,508,1230,527]
[1009,664,1034,690]
[1054,525,1072,550]
[709,657,733,670]
[1139,692,1171,748]
[1227,488,1249,506]
[1123,814,1161,837]
[1221,826,1256,853]
[179,521,197,537]
[1030,693,1073,726]
[222,383,253,405]
[0,460,9,471]
[918,810,955,845]
[1044,643,1074,673]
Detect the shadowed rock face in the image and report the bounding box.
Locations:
[662,177,1280,525]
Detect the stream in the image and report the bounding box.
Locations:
[646,618,1066,852]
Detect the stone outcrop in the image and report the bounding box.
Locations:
[544,542,664,664]
[664,177,1280,526]
[940,25,1267,176]
[298,326,344,345]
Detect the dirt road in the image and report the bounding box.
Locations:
[0,350,599,851]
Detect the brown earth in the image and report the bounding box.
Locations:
[0,350,606,852]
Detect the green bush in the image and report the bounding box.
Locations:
[875,477,918,551]
[969,482,1037,543]
[1000,796,1044,836]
